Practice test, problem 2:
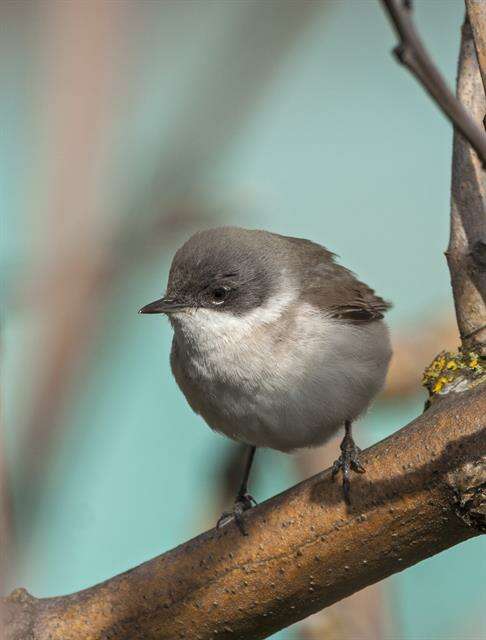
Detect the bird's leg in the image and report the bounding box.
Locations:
[217,445,257,535]
[332,421,365,504]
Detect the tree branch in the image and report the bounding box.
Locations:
[380,0,486,165]
[446,17,486,354]
[1,386,485,640]
[466,0,486,96]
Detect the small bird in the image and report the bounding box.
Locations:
[140,227,392,533]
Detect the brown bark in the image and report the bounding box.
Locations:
[446,17,486,355]
[467,0,486,95]
[2,386,486,640]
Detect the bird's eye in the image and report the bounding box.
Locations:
[211,286,229,305]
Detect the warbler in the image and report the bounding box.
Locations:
[140,227,392,533]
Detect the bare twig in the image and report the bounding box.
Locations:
[446,18,486,354]
[1,386,485,640]
[380,0,486,165]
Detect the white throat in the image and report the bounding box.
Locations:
[170,288,297,353]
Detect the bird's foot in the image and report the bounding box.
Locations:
[332,432,365,504]
[217,493,257,536]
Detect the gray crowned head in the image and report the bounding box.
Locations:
[139,227,288,319]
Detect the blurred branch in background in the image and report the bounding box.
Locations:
[120,1,321,223]
[5,0,319,561]
[12,0,130,489]
[383,315,459,399]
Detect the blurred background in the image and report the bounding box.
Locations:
[1,1,485,638]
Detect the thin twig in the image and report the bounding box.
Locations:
[380,0,486,165]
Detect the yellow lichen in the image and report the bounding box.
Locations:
[432,379,443,393]
[422,349,485,397]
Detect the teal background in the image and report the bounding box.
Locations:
[2,1,485,638]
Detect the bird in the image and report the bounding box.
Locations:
[140,227,392,534]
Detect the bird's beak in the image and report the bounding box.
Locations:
[139,297,187,314]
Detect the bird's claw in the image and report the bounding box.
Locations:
[332,436,365,505]
[217,493,257,536]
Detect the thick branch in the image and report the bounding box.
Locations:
[2,385,485,640]
[466,0,486,95]
[447,18,486,354]
[380,0,486,165]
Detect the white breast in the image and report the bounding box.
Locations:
[170,296,391,452]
